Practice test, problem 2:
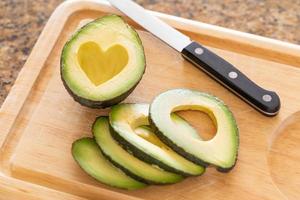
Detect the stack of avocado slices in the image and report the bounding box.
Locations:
[72,106,205,190]
[61,15,239,190]
[72,89,239,190]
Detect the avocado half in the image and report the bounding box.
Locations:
[72,138,146,190]
[61,15,145,108]
[149,89,239,172]
[109,103,205,176]
[93,117,183,184]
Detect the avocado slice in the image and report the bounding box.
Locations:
[149,89,239,172]
[61,15,145,108]
[71,138,146,190]
[93,117,183,184]
[109,104,205,176]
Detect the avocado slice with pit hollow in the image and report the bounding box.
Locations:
[71,137,146,190]
[149,89,239,172]
[109,103,205,176]
[61,15,145,108]
[93,117,183,184]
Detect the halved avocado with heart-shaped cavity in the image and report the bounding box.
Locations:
[61,15,145,108]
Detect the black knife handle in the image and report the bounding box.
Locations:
[181,42,280,116]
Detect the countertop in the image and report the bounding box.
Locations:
[0,0,300,106]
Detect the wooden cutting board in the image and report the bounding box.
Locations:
[1,0,300,199]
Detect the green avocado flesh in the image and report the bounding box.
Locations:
[61,15,145,108]
[109,104,205,176]
[149,89,239,171]
[93,117,183,184]
[71,138,146,190]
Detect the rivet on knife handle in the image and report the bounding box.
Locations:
[181,42,281,116]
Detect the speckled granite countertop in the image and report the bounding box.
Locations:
[0,0,300,106]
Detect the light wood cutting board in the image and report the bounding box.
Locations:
[0,0,300,199]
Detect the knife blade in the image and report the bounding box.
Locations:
[107,0,280,116]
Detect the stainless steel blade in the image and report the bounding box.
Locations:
[107,0,192,52]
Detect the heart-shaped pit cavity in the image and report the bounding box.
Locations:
[77,41,129,86]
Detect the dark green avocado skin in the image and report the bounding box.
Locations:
[92,117,182,185]
[71,137,146,190]
[109,125,201,177]
[60,15,146,109]
[91,118,155,185]
[148,113,239,173]
[96,140,165,185]
[60,74,141,109]
[98,148,150,184]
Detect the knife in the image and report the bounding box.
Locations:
[107,0,280,116]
